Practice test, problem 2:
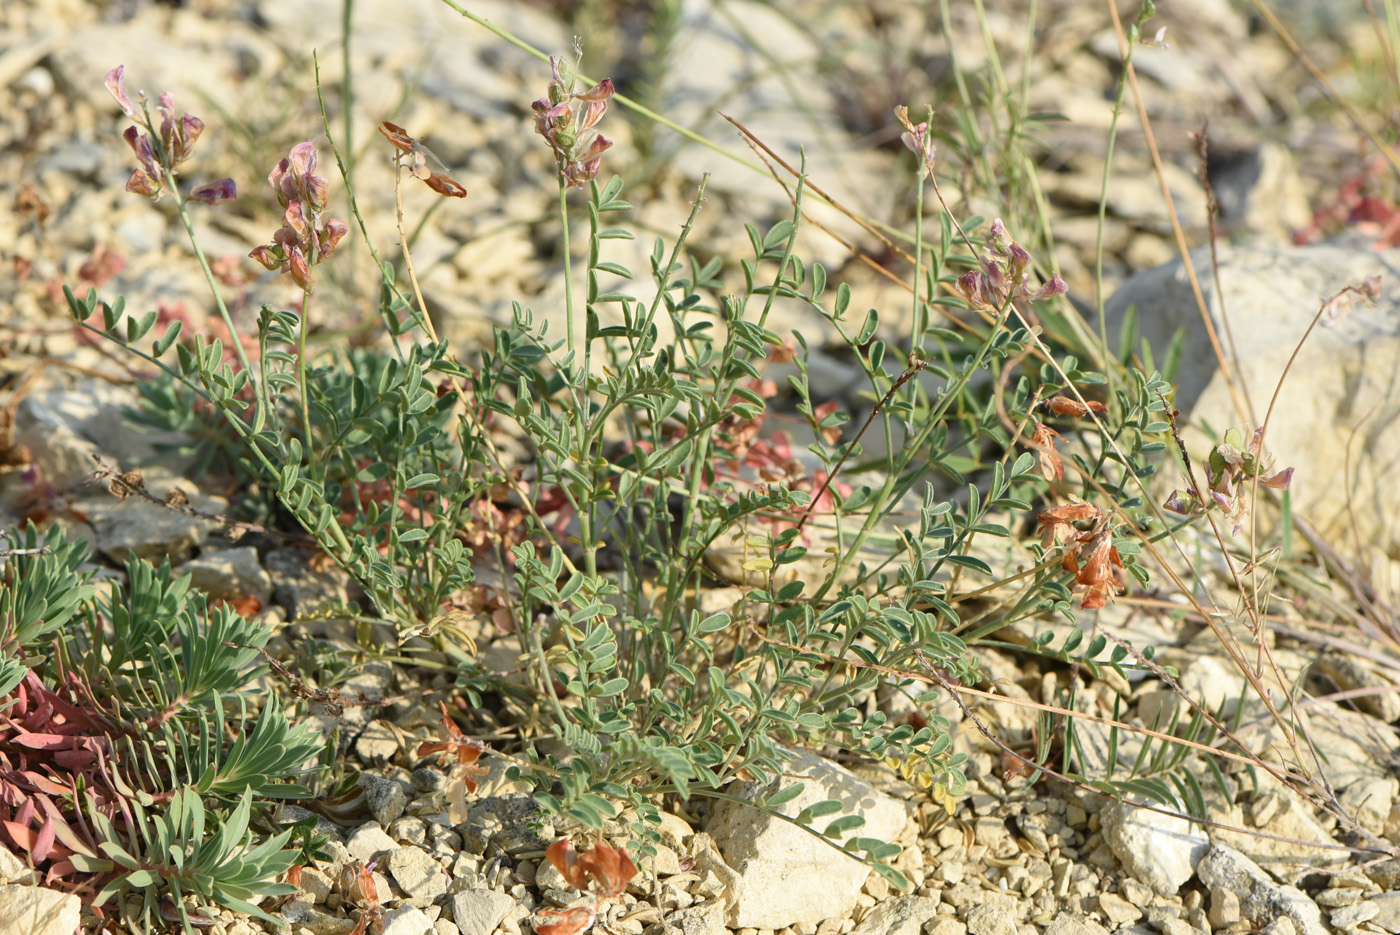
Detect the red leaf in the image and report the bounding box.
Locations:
[32,817,56,863]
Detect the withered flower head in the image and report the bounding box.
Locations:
[895,105,936,178]
[378,122,467,198]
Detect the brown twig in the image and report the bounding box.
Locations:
[88,454,292,543]
[795,355,930,534]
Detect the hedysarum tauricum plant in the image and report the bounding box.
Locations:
[247,141,349,482]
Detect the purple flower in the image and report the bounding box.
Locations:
[533,57,615,188]
[104,65,232,207]
[249,142,346,292]
[189,178,237,205]
[953,218,1066,310]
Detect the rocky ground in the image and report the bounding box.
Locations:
[3,1,1400,935]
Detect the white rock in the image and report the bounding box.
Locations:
[346,822,399,862]
[1196,843,1325,935]
[1370,894,1400,934]
[387,846,449,902]
[703,746,909,929]
[0,885,81,935]
[450,890,516,935]
[850,896,939,935]
[965,904,1018,935]
[0,848,32,885]
[1043,913,1112,935]
[1105,245,1400,562]
[14,397,98,490]
[1101,798,1208,897]
[79,477,225,565]
[1330,902,1380,929]
[380,905,435,935]
[662,900,728,935]
[1210,142,1313,242]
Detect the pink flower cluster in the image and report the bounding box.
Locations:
[531,57,615,188]
[104,66,235,205]
[954,219,1067,310]
[248,143,348,292]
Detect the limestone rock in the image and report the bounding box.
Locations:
[346,822,399,862]
[79,473,226,564]
[1370,894,1400,934]
[177,546,273,604]
[1101,798,1208,897]
[1044,913,1112,935]
[1105,245,1400,563]
[703,746,909,929]
[851,896,939,935]
[451,890,516,935]
[0,885,81,935]
[380,905,435,935]
[387,846,449,903]
[1196,843,1325,935]
[965,904,1018,935]
[659,900,727,935]
[1312,653,1400,724]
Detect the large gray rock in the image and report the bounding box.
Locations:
[704,746,909,929]
[1105,245,1400,561]
[1196,843,1325,935]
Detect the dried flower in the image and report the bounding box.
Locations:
[248,142,347,292]
[1163,426,1293,535]
[534,839,638,935]
[378,121,467,198]
[1028,419,1066,483]
[1044,395,1107,418]
[895,105,936,178]
[532,57,615,187]
[1320,275,1382,326]
[954,219,1066,311]
[1037,501,1124,608]
[1140,26,1170,48]
[104,66,235,205]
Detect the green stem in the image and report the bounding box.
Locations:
[559,178,576,360]
[342,0,354,189]
[297,289,318,483]
[911,153,928,354]
[169,185,253,379]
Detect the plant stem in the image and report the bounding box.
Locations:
[297,288,318,482]
[559,178,576,360]
[169,189,253,379]
[342,0,354,189]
